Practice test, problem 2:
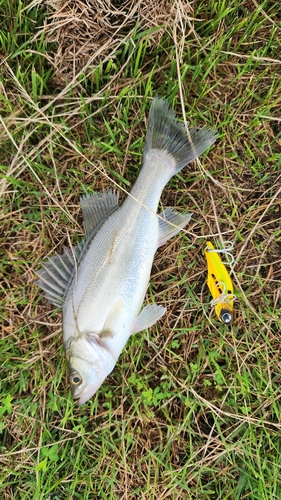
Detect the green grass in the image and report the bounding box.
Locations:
[1,0,281,498]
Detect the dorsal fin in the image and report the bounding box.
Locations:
[35,242,86,308]
[80,190,119,237]
[36,190,119,308]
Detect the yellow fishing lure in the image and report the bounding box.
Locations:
[204,241,235,324]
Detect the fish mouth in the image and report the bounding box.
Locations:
[73,382,101,406]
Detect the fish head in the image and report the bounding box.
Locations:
[68,355,102,406]
[66,335,115,405]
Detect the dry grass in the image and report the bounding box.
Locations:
[44,0,187,85]
[1,0,281,498]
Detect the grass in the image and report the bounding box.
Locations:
[1,0,281,498]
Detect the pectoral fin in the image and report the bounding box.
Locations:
[100,298,124,338]
[131,304,166,334]
[158,207,192,247]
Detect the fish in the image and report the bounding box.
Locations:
[36,97,218,405]
[204,241,235,324]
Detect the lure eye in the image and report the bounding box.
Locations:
[220,309,232,325]
[69,371,83,386]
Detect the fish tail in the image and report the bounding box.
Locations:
[144,97,218,174]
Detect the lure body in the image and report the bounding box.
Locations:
[204,241,234,324]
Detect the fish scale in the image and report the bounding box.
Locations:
[36,96,218,405]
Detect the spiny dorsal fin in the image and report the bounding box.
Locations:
[80,190,119,237]
[36,190,119,307]
[35,240,86,308]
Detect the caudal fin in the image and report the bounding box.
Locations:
[144,97,218,172]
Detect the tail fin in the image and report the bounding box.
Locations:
[144,97,218,172]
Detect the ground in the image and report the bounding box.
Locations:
[1,0,281,499]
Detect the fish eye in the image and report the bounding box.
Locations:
[70,371,83,386]
[220,309,232,325]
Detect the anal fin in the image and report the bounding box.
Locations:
[158,207,192,247]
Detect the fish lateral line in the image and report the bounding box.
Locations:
[109,230,117,264]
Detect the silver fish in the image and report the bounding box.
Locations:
[36,97,217,405]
